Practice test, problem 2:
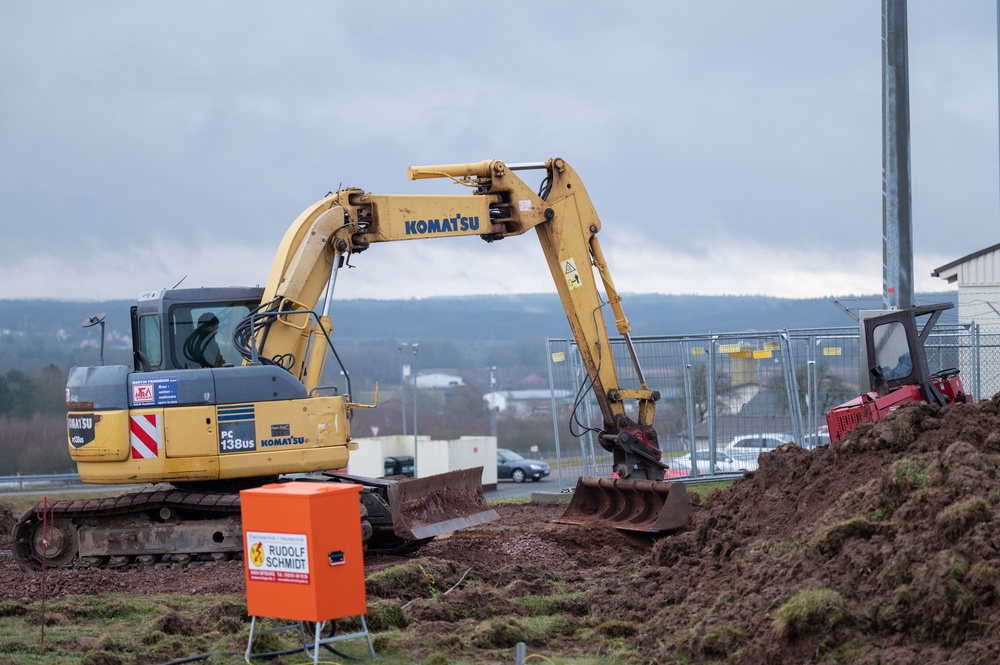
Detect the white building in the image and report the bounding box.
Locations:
[932,242,1000,399]
[482,389,573,417]
[414,373,464,389]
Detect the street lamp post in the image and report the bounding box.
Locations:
[488,366,497,438]
[411,344,420,477]
[397,344,409,437]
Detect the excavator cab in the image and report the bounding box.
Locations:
[131,287,264,372]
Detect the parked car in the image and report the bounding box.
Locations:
[802,426,831,449]
[497,448,551,483]
[723,432,797,470]
[664,450,742,478]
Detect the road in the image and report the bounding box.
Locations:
[485,474,565,502]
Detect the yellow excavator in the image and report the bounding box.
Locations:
[13,158,689,570]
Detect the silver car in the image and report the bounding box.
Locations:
[723,433,796,471]
[664,450,742,478]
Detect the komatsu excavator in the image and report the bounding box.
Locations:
[13,158,689,571]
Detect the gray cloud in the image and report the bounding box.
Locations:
[1,1,996,300]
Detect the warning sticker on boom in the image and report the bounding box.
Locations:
[562,258,582,290]
[246,531,310,585]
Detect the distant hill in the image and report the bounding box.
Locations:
[0,291,960,342]
[0,291,959,376]
[318,291,958,340]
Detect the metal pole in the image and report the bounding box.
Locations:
[322,255,345,319]
[882,0,914,310]
[780,332,805,446]
[398,344,408,437]
[581,347,598,474]
[805,341,813,442]
[98,320,105,366]
[683,364,698,477]
[412,344,419,477]
[707,337,717,469]
[972,323,982,402]
[488,366,497,438]
[545,338,567,490]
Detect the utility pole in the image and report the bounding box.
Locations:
[882,0,914,310]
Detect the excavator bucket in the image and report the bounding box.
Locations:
[557,476,691,535]
[387,466,500,540]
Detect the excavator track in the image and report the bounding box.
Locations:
[11,468,498,572]
[12,486,248,572]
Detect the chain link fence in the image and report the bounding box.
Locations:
[546,321,995,490]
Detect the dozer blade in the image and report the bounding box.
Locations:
[387,466,500,540]
[556,476,691,535]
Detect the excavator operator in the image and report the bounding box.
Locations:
[183,312,223,368]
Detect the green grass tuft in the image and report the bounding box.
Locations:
[772,588,849,641]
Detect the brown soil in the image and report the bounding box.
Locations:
[0,504,14,548]
[5,396,1000,663]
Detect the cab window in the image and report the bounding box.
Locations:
[872,321,911,380]
[169,303,252,369]
[137,314,162,367]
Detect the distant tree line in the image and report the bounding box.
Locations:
[0,365,73,475]
[0,365,68,417]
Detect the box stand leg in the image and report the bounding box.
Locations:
[246,615,375,663]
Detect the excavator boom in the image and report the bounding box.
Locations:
[319,158,689,535]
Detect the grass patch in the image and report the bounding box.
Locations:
[937,498,988,543]
[684,480,734,503]
[772,588,850,641]
[878,458,934,516]
[697,624,748,657]
[488,494,534,506]
[809,517,879,556]
[0,593,247,665]
[511,591,589,617]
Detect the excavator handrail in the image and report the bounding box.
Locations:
[240,306,352,405]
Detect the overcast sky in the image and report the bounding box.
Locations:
[1,2,997,304]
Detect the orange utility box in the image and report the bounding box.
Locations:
[240,482,365,623]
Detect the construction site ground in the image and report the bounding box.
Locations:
[4,395,1000,664]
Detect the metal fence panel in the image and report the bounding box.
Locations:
[549,321,990,485]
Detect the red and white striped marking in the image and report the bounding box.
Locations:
[129,414,161,459]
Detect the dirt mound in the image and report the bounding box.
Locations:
[641,396,1000,663]
[3,396,1000,663]
[0,504,14,548]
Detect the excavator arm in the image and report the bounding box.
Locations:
[231,158,689,536]
[301,158,664,480]
[249,157,689,535]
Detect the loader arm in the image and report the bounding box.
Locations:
[314,158,664,480]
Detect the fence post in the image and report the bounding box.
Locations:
[780,331,806,446]
[972,323,981,402]
[708,336,718,468]
[545,338,567,490]
[683,364,699,477]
